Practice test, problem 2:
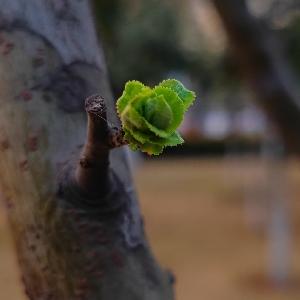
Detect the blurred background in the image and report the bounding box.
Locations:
[1,0,300,299]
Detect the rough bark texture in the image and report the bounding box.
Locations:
[0,1,175,299]
[211,0,300,156]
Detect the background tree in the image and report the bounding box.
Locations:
[210,0,300,154]
[210,0,300,287]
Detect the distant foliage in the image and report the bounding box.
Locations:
[92,0,208,96]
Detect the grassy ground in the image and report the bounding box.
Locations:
[1,157,300,299]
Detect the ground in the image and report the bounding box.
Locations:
[1,157,300,300]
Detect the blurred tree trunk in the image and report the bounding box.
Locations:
[0,1,174,299]
[211,0,296,287]
[211,0,300,156]
[261,122,291,287]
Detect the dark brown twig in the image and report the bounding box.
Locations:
[75,95,127,198]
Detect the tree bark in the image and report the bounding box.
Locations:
[0,1,174,299]
[211,0,300,156]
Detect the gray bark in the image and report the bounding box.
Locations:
[0,1,175,299]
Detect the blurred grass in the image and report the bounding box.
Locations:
[134,157,300,300]
[1,157,300,300]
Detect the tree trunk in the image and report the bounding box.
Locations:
[262,123,291,287]
[0,1,174,299]
[211,0,300,156]
[211,0,295,287]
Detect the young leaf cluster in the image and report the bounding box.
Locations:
[116,79,195,155]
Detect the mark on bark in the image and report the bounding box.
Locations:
[21,90,32,101]
[3,41,14,54]
[88,250,99,259]
[0,139,9,150]
[37,46,45,53]
[84,265,95,273]
[110,248,124,267]
[72,245,81,253]
[19,160,28,171]
[75,289,89,299]
[77,221,87,228]
[79,156,93,169]
[4,197,14,210]
[29,135,37,151]
[59,275,66,281]
[43,94,52,103]
[97,232,110,244]
[45,292,54,300]
[41,265,48,272]
[46,67,87,112]
[48,0,79,23]
[94,270,104,276]
[29,244,36,251]
[33,55,44,67]
[78,279,88,289]
[67,208,80,221]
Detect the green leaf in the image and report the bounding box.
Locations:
[124,128,163,155]
[123,128,140,152]
[128,126,153,144]
[116,78,196,155]
[149,130,184,146]
[143,119,171,138]
[121,105,148,131]
[152,86,184,133]
[117,80,151,115]
[159,79,195,110]
[130,90,154,115]
[140,142,164,155]
[144,96,173,130]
